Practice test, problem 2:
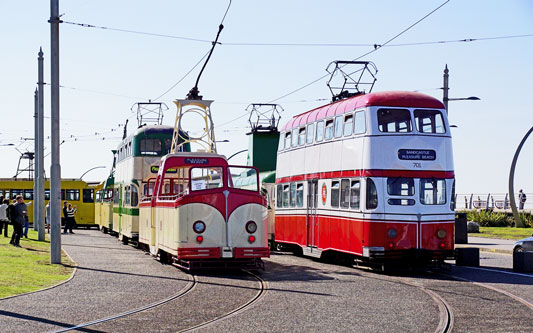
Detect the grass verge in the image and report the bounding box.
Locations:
[0,224,74,298]
[470,227,533,240]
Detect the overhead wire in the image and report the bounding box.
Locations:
[63,19,533,48]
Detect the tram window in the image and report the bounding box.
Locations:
[161,180,172,195]
[131,186,139,207]
[289,182,297,207]
[343,114,354,137]
[285,132,291,149]
[420,179,446,205]
[191,167,223,191]
[350,180,361,209]
[334,116,343,138]
[366,178,378,209]
[325,120,334,140]
[298,127,306,146]
[228,167,259,192]
[66,189,80,201]
[306,123,314,144]
[45,190,50,200]
[83,189,94,203]
[354,111,366,134]
[291,128,298,147]
[340,179,350,208]
[387,178,415,196]
[278,133,285,151]
[315,121,324,142]
[414,110,445,134]
[105,189,113,200]
[282,184,290,207]
[296,183,304,207]
[124,186,131,206]
[331,180,340,208]
[61,190,65,201]
[377,109,412,133]
[11,189,22,200]
[24,189,33,201]
[0,189,8,199]
[165,138,172,154]
[388,199,415,206]
[113,188,120,204]
[140,138,162,156]
[276,185,283,208]
[144,182,155,197]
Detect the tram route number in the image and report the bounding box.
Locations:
[412,162,422,168]
[398,149,436,161]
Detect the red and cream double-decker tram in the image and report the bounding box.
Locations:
[274,91,455,267]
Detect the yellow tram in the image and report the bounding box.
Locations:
[0,178,98,227]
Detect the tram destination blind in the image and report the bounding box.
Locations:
[397,149,436,161]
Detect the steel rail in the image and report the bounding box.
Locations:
[179,270,268,332]
[392,277,454,333]
[54,274,198,332]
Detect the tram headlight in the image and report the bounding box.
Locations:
[245,221,257,234]
[387,228,397,239]
[437,229,447,239]
[193,221,206,234]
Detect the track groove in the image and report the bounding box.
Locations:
[179,270,268,332]
[53,274,198,333]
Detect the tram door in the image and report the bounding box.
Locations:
[306,179,319,248]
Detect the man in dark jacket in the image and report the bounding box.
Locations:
[9,196,25,247]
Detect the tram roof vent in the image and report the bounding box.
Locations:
[326,61,378,102]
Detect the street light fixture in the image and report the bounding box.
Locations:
[442,64,480,113]
[0,143,14,147]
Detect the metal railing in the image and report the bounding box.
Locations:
[456,193,532,211]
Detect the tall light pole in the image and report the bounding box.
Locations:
[37,47,45,241]
[442,64,480,114]
[50,0,62,264]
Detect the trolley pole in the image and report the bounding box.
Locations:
[50,0,62,264]
[33,88,39,231]
[37,48,45,241]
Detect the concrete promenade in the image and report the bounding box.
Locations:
[456,236,517,254]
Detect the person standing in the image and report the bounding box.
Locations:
[66,203,77,234]
[519,189,527,210]
[45,202,51,234]
[10,195,25,247]
[20,199,31,238]
[0,198,9,237]
[63,201,69,234]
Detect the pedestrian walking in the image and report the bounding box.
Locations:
[519,189,527,210]
[0,197,9,237]
[9,195,25,247]
[63,201,69,234]
[45,202,51,233]
[66,203,77,234]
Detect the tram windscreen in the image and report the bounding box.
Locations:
[190,167,223,191]
[228,167,259,192]
[387,178,415,196]
[377,109,412,133]
[420,179,446,205]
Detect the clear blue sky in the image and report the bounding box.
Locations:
[0,0,532,196]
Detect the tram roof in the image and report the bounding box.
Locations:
[132,125,174,136]
[282,91,445,131]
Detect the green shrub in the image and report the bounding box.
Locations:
[461,210,533,228]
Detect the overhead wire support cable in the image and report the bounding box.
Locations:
[267,0,450,104]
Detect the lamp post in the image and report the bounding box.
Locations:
[442,64,480,113]
[79,166,106,180]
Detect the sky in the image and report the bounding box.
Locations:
[0,0,532,196]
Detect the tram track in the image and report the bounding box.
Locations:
[388,276,453,333]
[53,274,198,333]
[178,269,268,332]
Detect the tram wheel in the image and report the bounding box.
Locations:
[122,236,129,245]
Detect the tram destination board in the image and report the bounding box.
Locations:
[398,149,436,161]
